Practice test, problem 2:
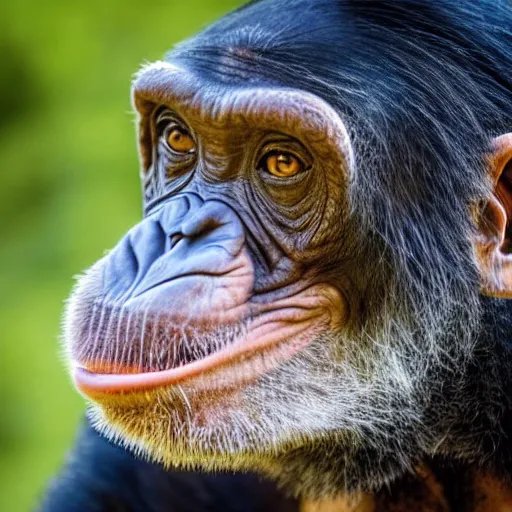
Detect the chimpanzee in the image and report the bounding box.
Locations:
[38,0,512,510]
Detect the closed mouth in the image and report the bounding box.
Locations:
[73,316,322,396]
[72,282,344,398]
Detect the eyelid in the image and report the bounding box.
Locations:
[155,107,179,125]
[155,107,193,138]
[258,163,311,187]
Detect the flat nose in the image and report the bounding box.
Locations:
[102,195,250,302]
[177,200,246,257]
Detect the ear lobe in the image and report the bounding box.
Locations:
[476,133,512,298]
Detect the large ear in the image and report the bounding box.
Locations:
[475,134,512,298]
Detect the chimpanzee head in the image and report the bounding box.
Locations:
[64,0,512,498]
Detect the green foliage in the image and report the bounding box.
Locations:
[0,1,242,510]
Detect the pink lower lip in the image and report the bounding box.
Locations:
[73,320,317,397]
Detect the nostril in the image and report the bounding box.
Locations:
[169,232,185,250]
[181,216,221,238]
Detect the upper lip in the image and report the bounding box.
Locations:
[72,304,329,397]
[72,283,343,397]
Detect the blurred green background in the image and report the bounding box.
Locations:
[0,1,243,510]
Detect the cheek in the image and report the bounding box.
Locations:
[259,174,315,208]
[306,196,347,253]
[251,173,346,258]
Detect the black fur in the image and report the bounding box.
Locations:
[37,421,298,512]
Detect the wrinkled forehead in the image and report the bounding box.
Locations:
[131,60,353,167]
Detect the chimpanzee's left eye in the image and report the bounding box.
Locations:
[166,126,195,154]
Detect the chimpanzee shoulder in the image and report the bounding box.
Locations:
[37,421,298,512]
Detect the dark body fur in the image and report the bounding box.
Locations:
[39,0,512,509]
[38,421,299,512]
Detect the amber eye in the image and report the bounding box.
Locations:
[263,152,304,178]
[166,127,195,154]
